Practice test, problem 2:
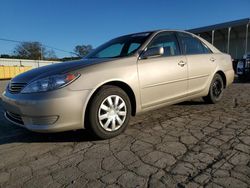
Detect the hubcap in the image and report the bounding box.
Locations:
[98,95,127,132]
[212,79,223,98]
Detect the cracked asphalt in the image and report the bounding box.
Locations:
[0,80,250,188]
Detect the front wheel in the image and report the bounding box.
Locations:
[203,74,224,104]
[88,85,131,139]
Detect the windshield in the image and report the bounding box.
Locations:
[86,32,152,59]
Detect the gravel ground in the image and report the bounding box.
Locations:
[0,80,249,188]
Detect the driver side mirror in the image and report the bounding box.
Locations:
[140,47,164,59]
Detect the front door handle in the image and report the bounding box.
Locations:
[210,57,216,62]
[178,61,186,67]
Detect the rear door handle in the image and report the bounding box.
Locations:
[178,61,186,67]
[210,57,216,62]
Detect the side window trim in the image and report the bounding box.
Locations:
[175,32,184,55]
[200,40,213,54]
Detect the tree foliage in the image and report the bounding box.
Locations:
[14,42,44,59]
[13,42,57,60]
[46,49,57,60]
[3,42,95,61]
[74,44,93,57]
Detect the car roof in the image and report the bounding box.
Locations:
[152,29,195,35]
[119,29,194,38]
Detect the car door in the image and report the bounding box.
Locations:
[176,32,217,95]
[137,31,188,109]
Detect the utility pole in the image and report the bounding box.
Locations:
[40,45,43,60]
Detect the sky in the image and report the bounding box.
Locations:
[0,0,250,58]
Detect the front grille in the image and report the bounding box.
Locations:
[6,111,24,125]
[31,116,59,125]
[9,82,27,93]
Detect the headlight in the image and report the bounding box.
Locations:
[21,73,80,93]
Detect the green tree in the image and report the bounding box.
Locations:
[46,49,57,60]
[13,42,57,60]
[74,44,93,57]
[0,54,11,58]
[14,42,45,60]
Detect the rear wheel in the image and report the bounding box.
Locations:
[203,74,224,104]
[88,85,131,139]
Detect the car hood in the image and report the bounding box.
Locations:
[11,58,112,83]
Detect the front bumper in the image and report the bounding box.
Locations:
[1,88,91,132]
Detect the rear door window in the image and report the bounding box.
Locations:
[177,32,211,55]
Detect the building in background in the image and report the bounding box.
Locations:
[189,18,250,60]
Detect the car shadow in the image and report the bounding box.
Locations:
[176,100,206,106]
[0,98,100,145]
[0,129,100,145]
[234,77,250,83]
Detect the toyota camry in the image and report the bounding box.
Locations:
[2,30,234,139]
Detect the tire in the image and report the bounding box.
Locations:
[203,74,224,104]
[88,85,131,139]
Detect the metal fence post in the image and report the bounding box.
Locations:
[212,30,215,45]
[245,23,249,54]
[227,27,231,53]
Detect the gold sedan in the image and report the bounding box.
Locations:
[2,30,234,139]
